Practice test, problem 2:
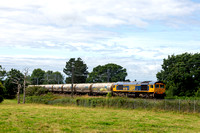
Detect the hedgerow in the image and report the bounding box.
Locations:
[25,95,200,113]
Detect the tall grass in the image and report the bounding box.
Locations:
[1,99,200,132]
[25,94,200,113]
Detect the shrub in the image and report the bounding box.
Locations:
[0,95,3,103]
[25,95,200,113]
[0,82,5,96]
[26,93,59,104]
[106,92,112,97]
[26,86,48,96]
[195,88,200,97]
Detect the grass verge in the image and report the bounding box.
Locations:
[0,99,200,132]
[25,94,200,113]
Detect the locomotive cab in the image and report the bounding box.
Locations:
[152,81,166,98]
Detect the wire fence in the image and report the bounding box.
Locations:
[130,99,200,113]
[26,95,200,113]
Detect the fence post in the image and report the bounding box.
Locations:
[145,99,147,109]
[179,99,181,112]
[164,99,166,110]
[194,100,196,113]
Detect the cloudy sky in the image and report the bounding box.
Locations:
[0,0,200,81]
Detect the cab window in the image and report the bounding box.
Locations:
[155,85,159,88]
[150,85,153,88]
[117,85,123,90]
[160,85,164,88]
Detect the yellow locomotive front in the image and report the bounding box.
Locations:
[149,81,166,98]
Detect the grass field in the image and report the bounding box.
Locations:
[0,100,200,133]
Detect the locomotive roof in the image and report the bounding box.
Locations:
[114,82,141,85]
[114,81,163,85]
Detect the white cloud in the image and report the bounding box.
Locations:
[0,0,199,48]
[0,0,200,81]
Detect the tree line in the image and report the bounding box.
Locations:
[157,53,200,97]
[0,52,200,100]
[0,57,128,99]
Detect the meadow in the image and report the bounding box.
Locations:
[0,99,200,133]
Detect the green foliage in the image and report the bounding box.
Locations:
[0,82,5,96]
[26,95,200,113]
[4,69,24,98]
[26,93,59,104]
[195,88,200,97]
[157,53,200,97]
[63,57,88,83]
[0,95,3,103]
[30,68,45,85]
[106,92,112,97]
[86,63,127,83]
[0,65,6,82]
[26,86,48,96]
[0,81,4,102]
[43,70,64,84]
[1,100,200,132]
[30,69,64,85]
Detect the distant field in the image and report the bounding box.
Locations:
[0,100,200,133]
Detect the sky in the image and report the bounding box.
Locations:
[0,0,200,81]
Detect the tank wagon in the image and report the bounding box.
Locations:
[30,81,165,98]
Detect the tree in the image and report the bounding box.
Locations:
[22,68,29,104]
[0,82,5,96]
[0,82,4,103]
[157,53,200,97]
[63,58,88,83]
[0,65,6,82]
[43,71,64,84]
[30,68,45,85]
[86,63,127,83]
[53,71,64,84]
[4,69,24,99]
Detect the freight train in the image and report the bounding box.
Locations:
[29,81,166,98]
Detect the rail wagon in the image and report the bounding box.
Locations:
[91,83,114,94]
[63,84,72,93]
[75,83,92,94]
[52,84,63,92]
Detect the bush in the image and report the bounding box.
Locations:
[26,93,59,104]
[25,95,200,113]
[106,92,112,97]
[0,82,5,96]
[26,86,48,96]
[0,95,4,103]
[195,88,200,97]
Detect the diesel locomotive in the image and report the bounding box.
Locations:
[30,81,166,98]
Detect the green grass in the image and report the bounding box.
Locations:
[0,99,200,133]
[25,94,200,113]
